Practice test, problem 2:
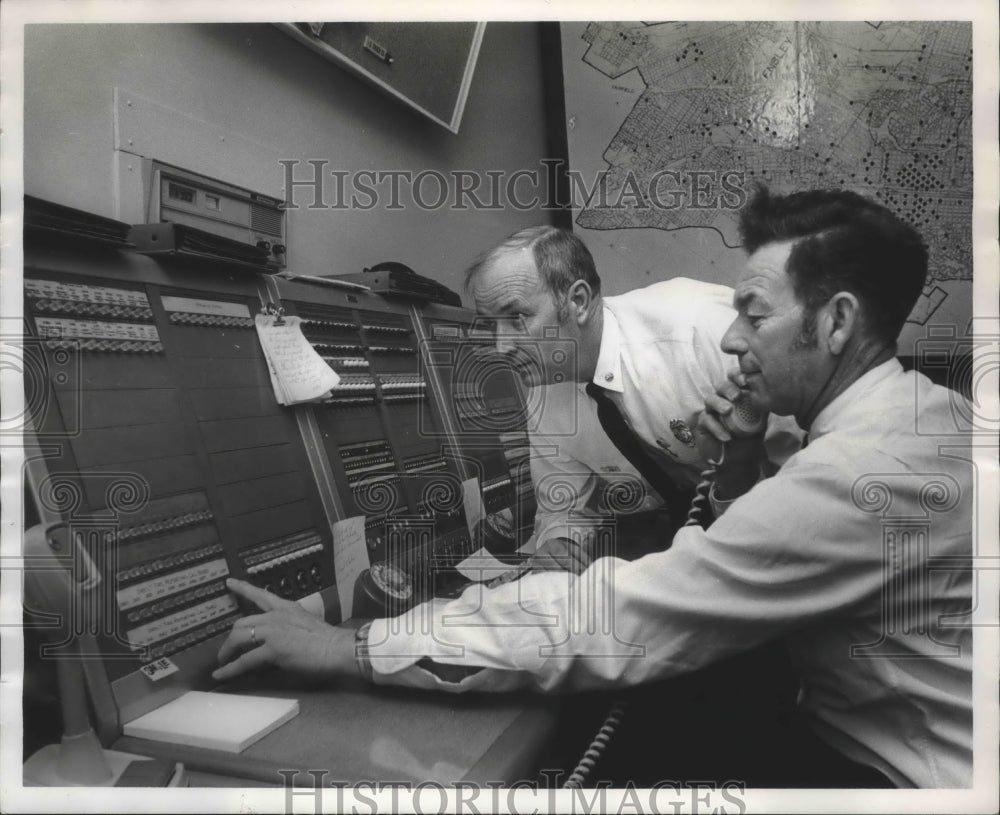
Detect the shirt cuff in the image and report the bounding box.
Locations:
[708,466,765,517]
[415,657,485,684]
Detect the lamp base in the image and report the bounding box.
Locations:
[23,739,183,787]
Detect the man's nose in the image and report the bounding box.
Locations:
[494,333,516,355]
[721,318,747,356]
[493,320,524,355]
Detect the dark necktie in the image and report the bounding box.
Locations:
[584,383,691,517]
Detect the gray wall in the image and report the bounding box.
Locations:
[24,23,554,302]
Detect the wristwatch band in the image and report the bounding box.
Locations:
[354,621,374,682]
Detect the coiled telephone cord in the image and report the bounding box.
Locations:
[684,450,725,528]
[563,445,732,788]
[562,698,630,789]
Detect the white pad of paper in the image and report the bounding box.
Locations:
[254,313,340,405]
[122,691,299,753]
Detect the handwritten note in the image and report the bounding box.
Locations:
[254,314,340,405]
[333,516,370,621]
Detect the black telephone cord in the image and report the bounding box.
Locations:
[562,698,630,789]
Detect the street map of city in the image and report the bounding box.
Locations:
[561,21,973,350]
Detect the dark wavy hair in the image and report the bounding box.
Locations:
[739,185,929,344]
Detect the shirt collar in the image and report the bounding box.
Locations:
[591,306,624,393]
[810,358,903,439]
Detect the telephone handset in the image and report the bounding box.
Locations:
[719,391,767,438]
[364,261,418,277]
[685,391,767,528]
[722,391,768,437]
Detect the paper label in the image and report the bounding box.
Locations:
[161,295,251,318]
[140,657,180,682]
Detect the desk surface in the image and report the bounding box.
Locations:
[113,674,558,787]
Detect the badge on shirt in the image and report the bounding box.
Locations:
[669,419,696,447]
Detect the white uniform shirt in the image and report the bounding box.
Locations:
[526,277,801,551]
[525,381,662,552]
[596,277,742,484]
[368,361,973,788]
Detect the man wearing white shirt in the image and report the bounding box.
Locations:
[524,380,666,563]
[216,187,974,788]
[463,226,799,572]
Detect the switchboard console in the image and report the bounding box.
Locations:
[415,309,537,549]
[22,206,534,736]
[273,278,477,607]
[23,244,333,724]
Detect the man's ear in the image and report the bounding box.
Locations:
[567,279,595,325]
[823,291,861,355]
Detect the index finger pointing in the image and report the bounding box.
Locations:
[225,577,283,611]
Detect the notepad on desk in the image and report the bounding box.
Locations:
[122,691,299,753]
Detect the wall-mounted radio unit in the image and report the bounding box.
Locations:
[144,161,287,270]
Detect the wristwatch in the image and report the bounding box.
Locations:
[354,621,373,682]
